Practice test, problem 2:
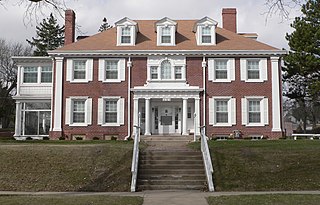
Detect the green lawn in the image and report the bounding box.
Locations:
[190,140,320,191]
[0,195,143,205]
[0,141,134,192]
[207,194,320,205]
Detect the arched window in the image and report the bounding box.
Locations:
[161,60,171,79]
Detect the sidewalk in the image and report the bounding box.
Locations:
[1,190,320,205]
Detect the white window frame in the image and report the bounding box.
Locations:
[21,65,53,85]
[240,58,268,82]
[208,58,235,82]
[209,96,236,127]
[65,96,92,126]
[157,25,176,46]
[97,96,125,126]
[66,59,93,83]
[116,24,136,46]
[241,96,269,126]
[120,26,132,44]
[98,58,126,83]
[200,26,214,45]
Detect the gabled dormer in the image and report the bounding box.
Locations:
[193,17,218,46]
[155,17,177,46]
[115,17,138,46]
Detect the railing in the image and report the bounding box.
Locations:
[200,126,215,192]
[130,114,141,192]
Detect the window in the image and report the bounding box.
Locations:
[23,67,38,83]
[161,60,171,79]
[41,66,52,83]
[97,97,125,126]
[202,27,211,43]
[161,27,171,44]
[65,97,92,126]
[151,66,158,79]
[208,58,235,82]
[20,102,51,136]
[247,60,260,80]
[106,60,119,80]
[241,97,269,126]
[209,97,236,126]
[98,58,125,82]
[215,100,228,123]
[121,27,131,44]
[105,100,118,123]
[72,100,86,123]
[240,58,268,82]
[73,60,86,80]
[175,66,182,79]
[248,100,261,123]
[215,60,228,79]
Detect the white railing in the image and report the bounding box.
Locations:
[200,126,215,192]
[130,114,141,192]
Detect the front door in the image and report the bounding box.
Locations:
[153,105,181,135]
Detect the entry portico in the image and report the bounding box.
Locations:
[132,82,202,136]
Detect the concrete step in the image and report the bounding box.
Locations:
[141,135,193,142]
[140,159,203,165]
[139,174,206,181]
[139,164,204,169]
[138,184,206,191]
[139,168,204,175]
[140,155,202,161]
[141,150,201,155]
[138,179,205,186]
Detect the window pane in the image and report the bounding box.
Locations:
[73,100,85,123]
[249,100,261,123]
[105,100,118,123]
[23,67,38,83]
[215,60,228,79]
[151,66,158,79]
[24,111,38,135]
[175,66,182,79]
[41,66,52,83]
[73,60,86,80]
[106,60,118,79]
[216,100,228,123]
[161,27,171,44]
[161,36,171,44]
[25,102,51,110]
[161,60,171,79]
[121,36,131,44]
[202,27,211,43]
[39,111,51,135]
[121,27,131,44]
[247,60,260,79]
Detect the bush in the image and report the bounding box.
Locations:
[75,137,83,140]
[59,136,66,140]
[93,137,100,140]
[111,136,117,141]
[43,137,50,140]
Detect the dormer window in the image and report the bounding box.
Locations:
[201,26,212,43]
[156,17,177,46]
[115,17,138,46]
[194,17,218,46]
[121,27,131,44]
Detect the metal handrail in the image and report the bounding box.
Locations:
[130,125,140,192]
[200,126,214,192]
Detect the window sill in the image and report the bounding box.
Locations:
[69,80,90,83]
[101,123,121,127]
[244,123,265,127]
[212,123,232,127]
[244,79,264,83]
[101,80,122,83]
[212,79,232,83]
[68,123,89,127]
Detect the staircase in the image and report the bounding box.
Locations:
[137,136,207,191]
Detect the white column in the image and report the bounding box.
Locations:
[144,98,151,135]
[271,56,282,132]
[127,57,132,137]
[202,57,206,135]
[53,57,64,131]
[195,97,200,135]
[14,102,21,137]
[182,98,188,135]
[133,97,139,134]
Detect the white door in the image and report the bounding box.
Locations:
[158,106,182,135]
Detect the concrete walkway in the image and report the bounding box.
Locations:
[1,190,320,205]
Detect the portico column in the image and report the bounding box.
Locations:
[53,57,64,132]
[195,97,200,135]
[182,98,188,135]
[145,98,151,135]
[271,56,282,132]
[14,102,21,137]
[133,97,139,134]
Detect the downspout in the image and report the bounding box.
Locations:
[202,56,206,135]
[125,57,132,140]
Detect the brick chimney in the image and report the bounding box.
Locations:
[64,10,76,45]
[222,8,237,33]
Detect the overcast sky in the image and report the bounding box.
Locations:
[0,0,302,49]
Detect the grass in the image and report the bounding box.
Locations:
[0,195,143,205]
[0,141,135,192]
[189,140,320,191]
[207,194,320,205]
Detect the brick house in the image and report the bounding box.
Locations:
[13,8,285,140]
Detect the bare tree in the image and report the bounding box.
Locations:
[264,0,305,19]
[0,39,32,128]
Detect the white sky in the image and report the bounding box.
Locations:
[0,0,302,49]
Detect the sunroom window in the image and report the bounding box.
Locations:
[23,67,38,83]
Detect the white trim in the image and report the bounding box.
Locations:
[66,96,91,127]
[98,58,126,83]
[98,96,125,126]
[66,58,93,83]
[271,56,282,132]
[242,96,269,127]
[210,96,235,127]
[53,57,64,131]
[240,58,268,82]
[208,58,235,82]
